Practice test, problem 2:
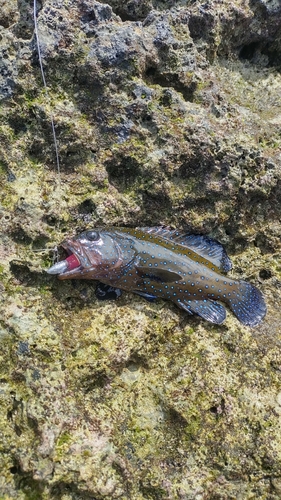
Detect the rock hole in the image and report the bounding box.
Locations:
[78,199,97,214]
[259,269,272,280]
[105,156,141,189]
[239,42,260,60]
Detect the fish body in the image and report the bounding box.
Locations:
[47,227,266,326]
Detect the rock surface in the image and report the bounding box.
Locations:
[0,0,281,498]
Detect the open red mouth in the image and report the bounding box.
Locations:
[64,253,80,270]
[47,250,81,275]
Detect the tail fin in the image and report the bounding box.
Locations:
[228,281,266,327]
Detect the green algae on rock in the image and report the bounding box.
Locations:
[0,0,281,498]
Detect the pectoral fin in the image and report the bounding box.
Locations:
[133,291,158,302]
[135,266,182,283]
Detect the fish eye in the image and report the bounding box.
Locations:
[86,230,100,241]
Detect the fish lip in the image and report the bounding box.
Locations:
[56,240,84,278]
[53,240,83,279]
[61,240,76,256]
[57,238,99,278]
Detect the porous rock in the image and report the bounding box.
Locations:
[0,0,281,498]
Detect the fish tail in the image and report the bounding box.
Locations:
[228,281,266,327]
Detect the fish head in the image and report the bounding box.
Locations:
[49,229,136,280]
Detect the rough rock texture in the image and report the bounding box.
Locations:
[0,0,281,498]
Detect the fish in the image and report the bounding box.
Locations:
[47,227,267,327]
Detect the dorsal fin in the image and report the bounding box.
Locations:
[139,227,232,272]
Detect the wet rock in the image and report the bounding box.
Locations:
[0,0,281,498]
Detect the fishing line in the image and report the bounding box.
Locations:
[33,0,61,262]
[33,0,61,182]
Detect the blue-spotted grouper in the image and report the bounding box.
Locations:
[47,227,266,326]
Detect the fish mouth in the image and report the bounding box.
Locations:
[46,240,89,279]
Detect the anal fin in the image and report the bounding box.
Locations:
[176,301,194,315]
[178,299,226,324]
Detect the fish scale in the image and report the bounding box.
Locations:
[47,227,266,327]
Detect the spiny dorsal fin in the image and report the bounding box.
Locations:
[139,227,232,273]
